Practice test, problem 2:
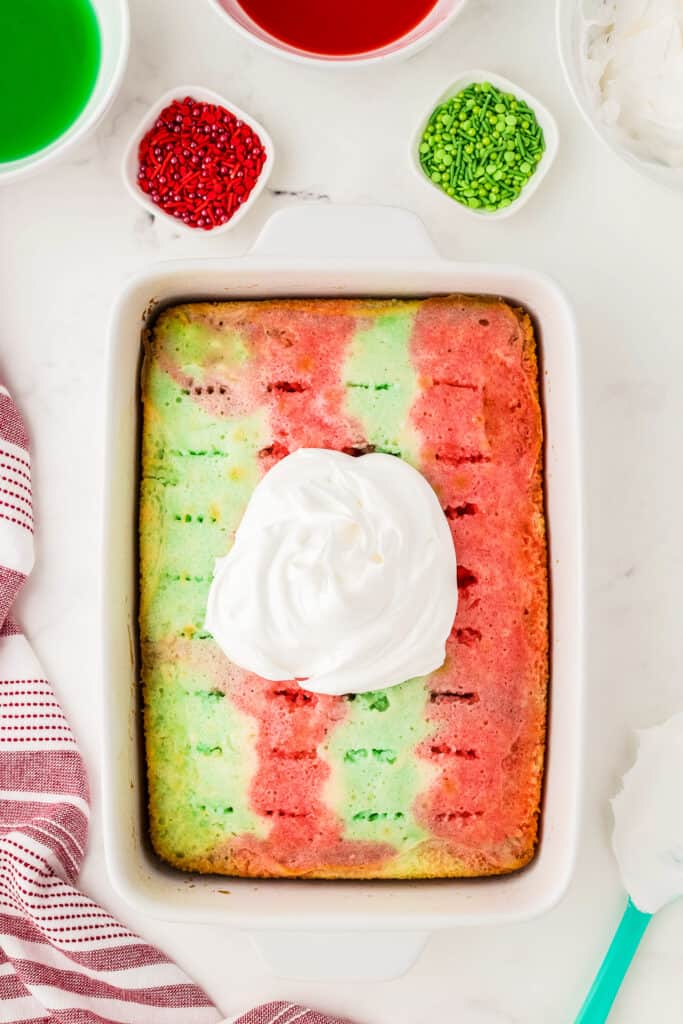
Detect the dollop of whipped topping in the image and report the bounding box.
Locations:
[612,712,683,913]
[205,448,458,696]
[580,0,683,167]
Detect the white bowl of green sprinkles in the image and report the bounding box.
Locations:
[411,70,559,219]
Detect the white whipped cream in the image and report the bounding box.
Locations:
[580,0,683,167]
[612,712,683,913]
[205,448,458,696]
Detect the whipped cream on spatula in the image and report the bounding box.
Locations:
[575,712,683,1021]
[612,711,683,913]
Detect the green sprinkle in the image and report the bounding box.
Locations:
[418,81,545,213]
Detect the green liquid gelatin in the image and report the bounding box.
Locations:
[0,0,101,163]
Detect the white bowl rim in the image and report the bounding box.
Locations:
[205,0,467,68]
[555,0,683,191]
[0,0,130,185]
[121,84,275,236]
[410,68,559,220]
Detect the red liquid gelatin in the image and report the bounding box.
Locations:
[233,0,440,56]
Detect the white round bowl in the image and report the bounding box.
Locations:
[556,0,683,192]
[0,0,129,185]
[410,70,559,220]
[206,0,467,67]
[122,85,274,235]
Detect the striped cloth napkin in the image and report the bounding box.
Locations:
[0,384,352,1024]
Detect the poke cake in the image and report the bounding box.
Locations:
[139,296,548,879]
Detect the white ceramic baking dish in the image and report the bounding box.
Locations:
[102,205,584,980]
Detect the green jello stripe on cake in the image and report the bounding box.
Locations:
[155,309,251,373]
[329,307,431,850]
[342,309,421,465]
[145,660,267,863]
[141,363,268,641]
[323,678,434,850]
[142,348,269,866]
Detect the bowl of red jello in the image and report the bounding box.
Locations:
[207,0,467,66]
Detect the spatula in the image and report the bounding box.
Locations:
[574,898,651,1022]
[574,713,683,1023]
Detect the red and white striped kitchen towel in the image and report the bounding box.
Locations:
[0,384,352,1024]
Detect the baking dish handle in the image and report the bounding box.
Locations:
[250,928,429,981]
[251,204,439,261]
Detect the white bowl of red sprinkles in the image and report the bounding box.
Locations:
[122,85,273,233]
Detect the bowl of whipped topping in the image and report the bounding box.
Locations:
[557,0,683,190]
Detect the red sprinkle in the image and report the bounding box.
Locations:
[136,96,267,230]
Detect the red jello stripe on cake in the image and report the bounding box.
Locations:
[224,304,395,872]
[224,673,394,873]
[241,304,367,462]
[408,299,546,858]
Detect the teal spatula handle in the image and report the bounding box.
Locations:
[575,898,652,1023]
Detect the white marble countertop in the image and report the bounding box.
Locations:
[2,0,683,1021]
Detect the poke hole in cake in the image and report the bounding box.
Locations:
[139,295,548,879]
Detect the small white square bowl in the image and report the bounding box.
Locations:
[411,69,559,220]
[122,84,274,235]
